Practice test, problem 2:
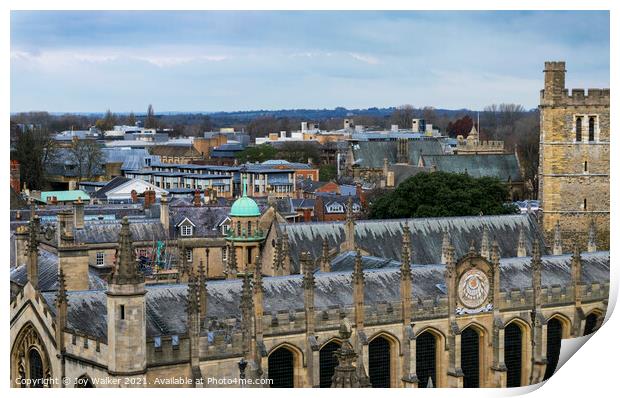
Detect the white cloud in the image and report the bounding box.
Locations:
[348,52,380,65]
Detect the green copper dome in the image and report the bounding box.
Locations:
[230,178,261,217]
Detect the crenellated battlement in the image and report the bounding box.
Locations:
[541,87,610,107]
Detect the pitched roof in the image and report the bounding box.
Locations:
[39,251,609,341]
[351,138,444,168]
[279,213,546,272]
[91,176,130,199]
[149,145,202,158]
[420,153,523,182]
[169,206,230,237]
[73,220,168,244]
[11,250,107,299]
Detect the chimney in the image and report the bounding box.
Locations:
[356,183,366,208]
[160,192,169,230]
[302,208,312,222]
[391,124,399,132]
[73,197,85,229]
[193,189,201,207]
[301,122,308,132]
[130,189,138,203]
[144,189,155,209]
[57,209,74,245]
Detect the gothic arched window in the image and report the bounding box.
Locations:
[461,327,480,388]
[28,349,44,388]
[319,341,341,388]
[543,318,563,380]
[369,336,391,388]
[268,347,295,388]
[416,331,437,388]
[583,313,600,336]
[505,323,523,387]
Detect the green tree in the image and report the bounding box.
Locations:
[235,144,278,163]
[369,171,519,219]
[277,142,320,164]
[145,104,157,129]
[319,165,337,182]
[12,127,57,190]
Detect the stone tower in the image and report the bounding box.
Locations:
[538,61,609,249]
[106,217,147,379]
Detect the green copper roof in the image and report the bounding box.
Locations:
[39,190,90,202]
[230,179,260,217]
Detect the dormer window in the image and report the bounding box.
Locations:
[181,225,193,236]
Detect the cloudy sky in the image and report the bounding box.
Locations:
[10,11,609,113]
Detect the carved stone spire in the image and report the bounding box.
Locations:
[491,240,501,313]
[320,238,331,272]
[227,245,238,279]
[197,260,207,322]
[480,226,490,260]
[343,197,356,251]
[553,220,562,255]
[468,240,477,256]
[55,269,68,352]
[352,249,364,285]
[252,254,264,348]
[27,215,40,290]
[588,221,597,253]
[517,226,527,257]
[531,240,542,308]
[440,228,450,264]
[352,249,365,331]
[109,217,144,285]
[186,273,201,371]
[301,252,315,336]
[330,318,370,388]
[400,224,412,281]
[253,254,263,293]
[240,270,253,356]
[571,241,582,306]
[281,229,291,274]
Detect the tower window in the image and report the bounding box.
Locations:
[185,249,193,262]
[96,252,104,266]
[248,221,252,236]
[584,161,588,173]
[237,221,241,236]
[120,304,125,320]
[575,116,583,142]
[588,117,596,142]
[583,198,587,211]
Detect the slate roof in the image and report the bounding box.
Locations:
[390,164,426,185]
[351,138,444,168]
[11,251,107,298]
[420,154,523,182]
[39,251,609,341]
[169,206,230,237]
[74,220,168,244]
[279,213,547,272]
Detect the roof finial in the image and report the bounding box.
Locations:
[109,216,144,285]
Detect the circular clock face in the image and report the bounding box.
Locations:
[458,269,490,309]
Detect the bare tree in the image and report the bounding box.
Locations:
[145,104,157,129]
[12,127,57,190]
[69,139,104,183]
[390,104,415,128]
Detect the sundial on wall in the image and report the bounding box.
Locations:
[457,268,490,309]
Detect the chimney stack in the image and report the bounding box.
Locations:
[73,197,85,229]
[193,189,202,207]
